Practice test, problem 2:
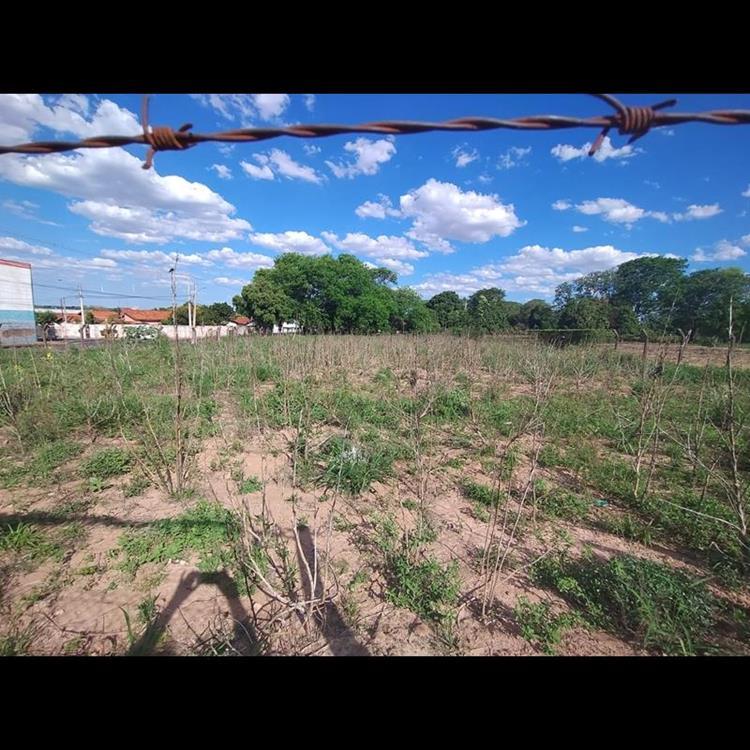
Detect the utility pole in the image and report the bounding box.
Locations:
[61,297,67,325]
[190,279,197,345]
[78,285,85,349]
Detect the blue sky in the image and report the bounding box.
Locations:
[0,92,749,309]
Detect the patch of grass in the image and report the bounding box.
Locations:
[461,479,499,507]
[531,551,717,655]
[0,522,60,561]
[535,480,591,521]
[514,596,582,655]
[123,474,150,498]
[0,621,36,656]
[232,472,262,495]
[114,500,239,578]
[319,436,394,495]
[598,514,656,546]
[373,514,460,643]
[81,447,131,478]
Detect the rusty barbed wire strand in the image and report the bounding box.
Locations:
[1,94,749,170]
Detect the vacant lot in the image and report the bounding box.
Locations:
[1,334,748,656]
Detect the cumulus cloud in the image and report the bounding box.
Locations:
[205,247,275,268]
[191,93,290,123]
[1,199,60,226]
[452,145,479,168]
[551,136,640,163]
[673,203,722,221]
[552,200,571,211]
[326,138,396,178]
[497,146,531,170]
[398,178,525,253]
[376,258,414,276]
[0,235,54,256]
[241,150,323,184]
[572,225,588,233]
[214,276,249,286]
[100,249,213,267]
[210,164,232,180]
[0,93,139,143]
[0,143,251,244]
[355,194,402,219]
[323,232,428,261]
[692,240,746,262]
[413,244,657,298]
[248,231,330,256]
[303,144,321,156]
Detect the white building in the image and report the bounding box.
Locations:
[0,259,36,346]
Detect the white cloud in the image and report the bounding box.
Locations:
[0,94,139,143]
[190,93,290,123]
[376,258,414,276]
[398,179,525,252]
[248,231,330,256]
[743,185,750,198]
[644,180,661,189]
[326,138,396,178]
[498,146,531,170]
[742,234,750,246]
[241,159,275,181]
[205,247,275,268]
[413,244,658,298]
[1,199,60,226]
[574,198,648,226]
[0,235,54,256]
[673,203,722,221]
[210,164,232,180]
[0,145,251,244]
[478,174,493,185]
[355,194,401,219]
[692,240,746,262]
[214,276,249,286]
[100,249,212,267]
[323,232,428,261]
[552,200,571,211]
[252,94,290,120]
[551,136,640,163]
[659,129,675,136]
[452,145,479,168]
[241,150,323,184]
[303,144,321,156]
[304,95,316,112]
[572,225,588,233]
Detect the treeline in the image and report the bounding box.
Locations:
[231,253,749,342]
[164,302,235,326]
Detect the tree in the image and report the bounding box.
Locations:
[234,271,294,333]
[519,299,556,330]
[467,288,508,332]
[35,311,57,327]
[84,310,95,325]
[558,297,611,331]
[673,268,750,341]
[612,256,687,327]
[202,302,234,325]
[390,288,438,333]
[426,291,467,330]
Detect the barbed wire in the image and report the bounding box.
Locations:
[0,94,749,170]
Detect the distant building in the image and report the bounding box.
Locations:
[230,315,252,327]
[0,259,36,346]
[120,308,172,325]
